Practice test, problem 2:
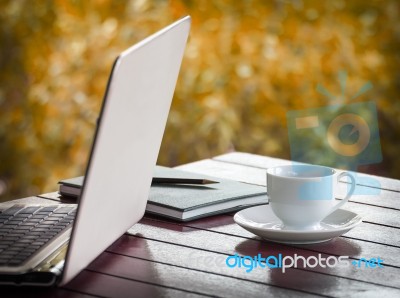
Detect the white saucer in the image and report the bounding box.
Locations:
[234,205,362,244]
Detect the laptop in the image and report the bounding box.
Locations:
[0,15,191,286]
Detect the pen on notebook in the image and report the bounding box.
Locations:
[152,177,219,185]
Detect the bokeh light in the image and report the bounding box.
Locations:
[0,0,399,201]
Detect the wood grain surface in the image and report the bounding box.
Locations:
[2,152,400,297]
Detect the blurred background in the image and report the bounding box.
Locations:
[0,0,399,202]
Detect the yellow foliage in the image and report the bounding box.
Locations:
[0,0,399,201]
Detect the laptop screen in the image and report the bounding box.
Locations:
[60,16,191,285]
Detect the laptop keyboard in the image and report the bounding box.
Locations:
[0,205,76,267]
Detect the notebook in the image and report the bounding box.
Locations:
[58,165,218,198]
[58,166,268,221]
[0,16,191,286]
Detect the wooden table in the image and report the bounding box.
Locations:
[3,152,400,297]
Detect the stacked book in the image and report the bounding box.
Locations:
[59,166,267,221]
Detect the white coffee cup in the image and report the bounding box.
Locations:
[266,164,356,230]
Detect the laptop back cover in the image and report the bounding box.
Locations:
[60,16,191,285]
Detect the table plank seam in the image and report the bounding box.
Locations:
[83,268,216,298]
[341,236,400,251]
[36,194,64,202]
[104,250,331,297]
[344,201,400,212]
[59,287,105,298]
[361,221,400,230]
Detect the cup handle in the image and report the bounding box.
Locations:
[330,172,356,213]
